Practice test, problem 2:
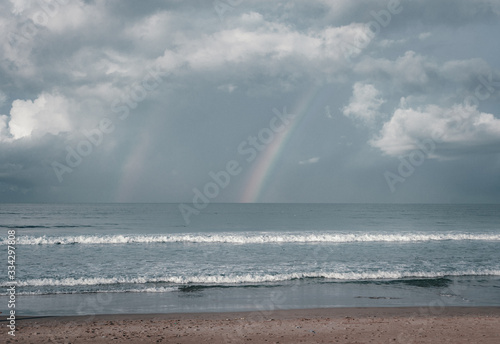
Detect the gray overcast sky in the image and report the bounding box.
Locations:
[1,0,500,203]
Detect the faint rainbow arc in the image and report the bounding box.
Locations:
[240,86,322,203]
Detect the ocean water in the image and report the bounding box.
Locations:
[1,203,500,316]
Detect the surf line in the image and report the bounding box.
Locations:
[178,107,294,225]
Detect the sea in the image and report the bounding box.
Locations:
[1,203,500,316]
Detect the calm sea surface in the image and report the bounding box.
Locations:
[1,203,499,316]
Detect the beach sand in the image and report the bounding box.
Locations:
[5,307,499,343]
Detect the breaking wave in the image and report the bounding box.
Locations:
[4,269,499,289]
[3,232,500,246]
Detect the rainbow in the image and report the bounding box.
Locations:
[240,85,324,203]
[115,128,152,202]
[114,85,325,203]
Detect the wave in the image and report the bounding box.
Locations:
[4,269,499,289]
[3,225,51,229]
[3,232,500,245]
[0,286,178,296]
[2,224,93,229]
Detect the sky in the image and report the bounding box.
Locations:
[1,0,500,204]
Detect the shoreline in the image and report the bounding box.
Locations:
[6,307,500,343]
[10,305,500,321]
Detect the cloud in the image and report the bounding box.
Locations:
[355,51,436,88]
[371,103,500,157]
[0,115,10,139]
[0,0,500,202]
[299,157,320,165]
[353,51,499,108]
[3,93,73,141]
[8,0,33,15]
[0,90,6,108]
[217,84,238,93]
[137,18,376,99]
[187,23,365,69]
[355,52,495,89]
[342,83,385,124]
[418,32,432,40]
[440,58,493,85]
[402,0,500,24]
[377,38,406,48]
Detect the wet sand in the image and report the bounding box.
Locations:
[4,307,500,343]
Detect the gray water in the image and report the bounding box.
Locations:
[1,203,499,316]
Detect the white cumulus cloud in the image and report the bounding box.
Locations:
[343,83,385,124]
[5,93,73,140]
[371,103,500,157]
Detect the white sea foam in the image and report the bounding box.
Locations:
[4,232,500,245]
[5,269,499,288]
[0,286,178,296]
